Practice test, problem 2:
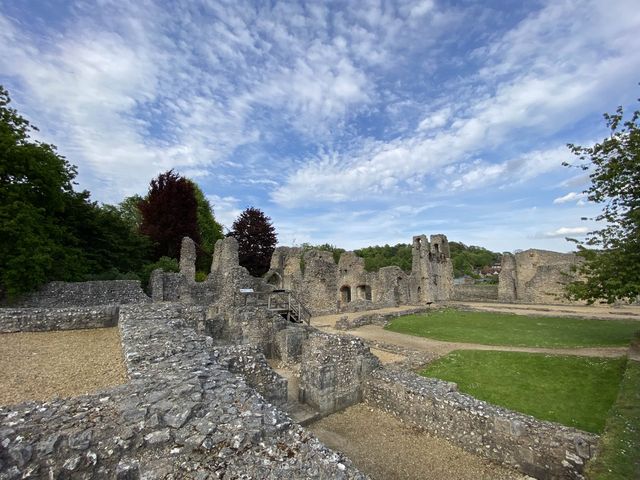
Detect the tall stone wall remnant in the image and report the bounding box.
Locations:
[498,249,582,304]
[264,234,454,315]
[179,236,197,282]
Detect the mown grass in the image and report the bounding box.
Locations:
[586,334,640,479]
[386,309,639,348]
[421,350,627,433]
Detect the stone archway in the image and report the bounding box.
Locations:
[265,271,283,289]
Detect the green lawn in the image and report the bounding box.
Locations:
[422,350,627,433]
[385,309,639,348]
[586,329,640,480]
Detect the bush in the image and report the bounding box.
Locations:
[139,256,179,290]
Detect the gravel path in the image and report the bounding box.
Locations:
[0,327,128,406]
[309,403,529,480]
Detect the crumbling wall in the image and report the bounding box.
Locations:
[498,249,582,304]
[0,305,118,333]
[364,368,598,480]
[14,280,150,307]
[411,235,454,303]
[498,253,518,302]
[213,344,288,406]
[179,236,196,282]
[299,332,380,415]
[150,237,264,307]
[452,284,499,302]
[373,266,410,307]
[299,250,339,314]
[0,303,367,479]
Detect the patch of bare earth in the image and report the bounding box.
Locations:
[309,403,529,480]
[0,327,127,406]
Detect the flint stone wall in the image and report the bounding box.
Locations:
[0,303,367,479]
[452,284,499,302]
[14,281,150,307]
[213,344,288,406]
[0,306,118,333]
[299,332,380,415]
[150,271,216,305]
[499,250,582,304]
[364,368,598,480]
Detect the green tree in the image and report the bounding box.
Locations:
[117,194,143,230]
[0,85,151,299]
[0,85,85,298]
[564,98,640,303]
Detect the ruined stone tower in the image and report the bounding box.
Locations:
[410,234,454,303]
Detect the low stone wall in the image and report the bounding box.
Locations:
[0,305,118,333]
[14,280,150,307]
[335,307,431,330]
[364,368,598,480]
[452,284,499,301]
[300,332,380,415]
[213,344,288,406]
[0,303,367,479]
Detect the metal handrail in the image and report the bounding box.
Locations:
[239,289,310,325]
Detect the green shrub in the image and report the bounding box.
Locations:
[139,256,179,290]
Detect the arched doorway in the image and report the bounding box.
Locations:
[265,272,283,289]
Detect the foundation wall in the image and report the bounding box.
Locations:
[0,305,119,333]
[364,368,598,480]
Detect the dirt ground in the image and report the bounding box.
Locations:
[309,403,529,480]
[0,327,128,406]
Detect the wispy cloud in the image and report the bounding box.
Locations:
[1,0,638,253]
[539,226,590,238]
[553,192,587,205]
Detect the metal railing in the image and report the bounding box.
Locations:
[238,289,311,325]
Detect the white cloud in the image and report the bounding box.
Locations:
[541,226,589,238]
[206,195,243,232]
[272,0,640,206]
[553,192,587,204]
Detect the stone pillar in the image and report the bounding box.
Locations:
[179,237,196,282]
[150,269,165,302]
[498,252,517,302]
[210,237,240,276]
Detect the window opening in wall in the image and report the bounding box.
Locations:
[340,285,352,303]
[356,285,372,301]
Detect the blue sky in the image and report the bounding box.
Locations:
[1,0,639,252]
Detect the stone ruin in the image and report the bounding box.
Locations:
[452,248,584,304]
[264,234,454,315]
[0,234,599,479]
[498,249,583,304]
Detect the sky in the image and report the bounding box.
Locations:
[1,0,639,253]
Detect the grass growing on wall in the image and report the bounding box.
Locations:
[386,309,639,348]
[421,350,626,433]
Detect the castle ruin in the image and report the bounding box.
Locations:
[264,234,454,315]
